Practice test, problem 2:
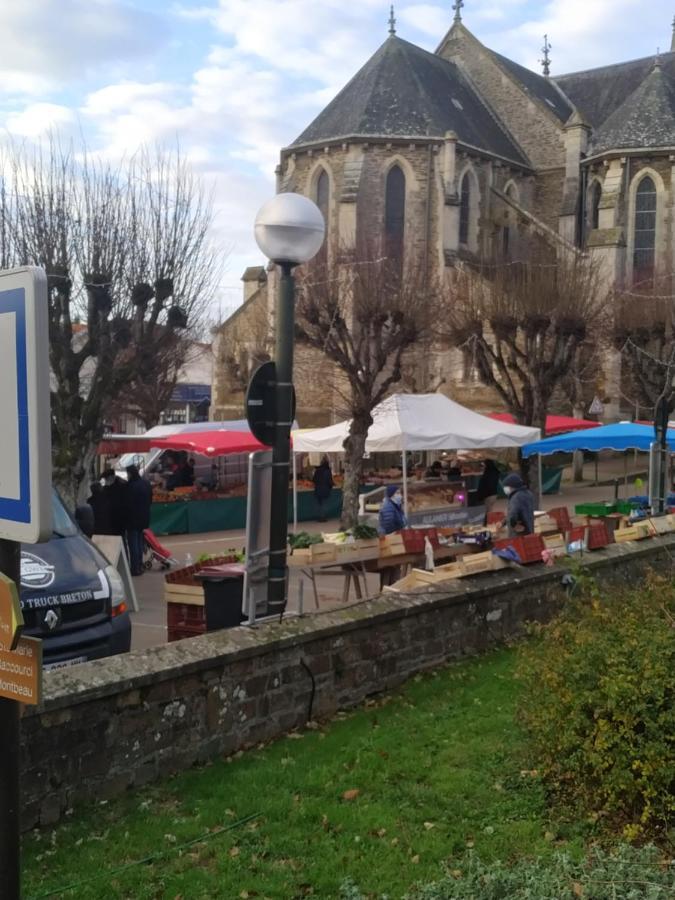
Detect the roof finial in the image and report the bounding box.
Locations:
[672,15,675,53]
[453,0,464,24]
[540,34,552,77]
[655,46,662,69]
[388,4,396,35]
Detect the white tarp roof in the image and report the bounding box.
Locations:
[293,393,540,453]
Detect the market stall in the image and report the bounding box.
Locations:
[294,393,540,526]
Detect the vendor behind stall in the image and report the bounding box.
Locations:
[502,473,535,536]
[446,457,462,481]
[476,459,501,516]
[379,484,408,535]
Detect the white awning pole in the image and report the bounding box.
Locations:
[402,449,409,516]
[292,451,298,532]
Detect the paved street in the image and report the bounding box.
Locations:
[129,453,652,652]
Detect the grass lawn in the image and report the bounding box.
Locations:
[23,648,587,900]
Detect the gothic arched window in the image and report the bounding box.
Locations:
[316,168,330,224]
[385,165,405,262]
[590,181,602,231]
[314,168,330,262]
[633,175,657,284]
[459,173,471,246]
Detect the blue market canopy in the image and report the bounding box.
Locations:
[521,422,675,458]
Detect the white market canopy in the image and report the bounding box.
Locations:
[293,393,540,454]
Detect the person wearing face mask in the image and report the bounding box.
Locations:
[378,484,408,535]
[501,473,535,537]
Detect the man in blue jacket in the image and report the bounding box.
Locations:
[378,484,408,535]
[502,473,535,536]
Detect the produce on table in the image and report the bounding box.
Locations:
[288,532,324,550]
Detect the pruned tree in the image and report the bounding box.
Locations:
[445,242,606,436]
[295,246,440,528]
[0,138,220,504]
[613,279,675,414]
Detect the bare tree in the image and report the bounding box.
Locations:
[614,278,675,413]
[445,242,606,436]
[295,246,440,528]
[0,139,220,504]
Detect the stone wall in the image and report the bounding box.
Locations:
[20,535,675,831]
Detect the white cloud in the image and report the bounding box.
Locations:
[0,0,169,92]
[5,102,75,138]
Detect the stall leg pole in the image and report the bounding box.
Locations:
[624,453,628,490]
[402,450,409,517]
[292,452,298,533]
[537,454,543,508]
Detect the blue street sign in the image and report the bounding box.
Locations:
[0,268,51,544]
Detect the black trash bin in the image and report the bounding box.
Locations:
[196,563,246,630]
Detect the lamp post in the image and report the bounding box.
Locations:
[254,193,325,615]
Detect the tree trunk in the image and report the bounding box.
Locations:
[340,411,372,530]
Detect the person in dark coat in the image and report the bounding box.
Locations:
[312,455,334,522]
[124,464,153,576]
[502,473,535,537]
[102,468,127,536]
[378,484,408,535]
[476,459,501,518]
[87,481,112,535]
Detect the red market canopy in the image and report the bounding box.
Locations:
[490,413,598,437]
[150,430,268,457]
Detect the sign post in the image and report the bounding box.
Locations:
[0,267,51,900]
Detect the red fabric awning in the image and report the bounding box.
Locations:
[490,413,598,436]
[149,430,268,457]
[97,437,152,455]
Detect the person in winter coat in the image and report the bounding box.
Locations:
[502,473,535,537]
[312,455,334,522]
[102,468,128,536]
[476,459,501,516]
[124,465,153,576]
[87,481,113,535]
[378,484,408,535]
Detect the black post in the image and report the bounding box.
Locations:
[267,263,295,615]
[0,539,21,900]
[654,393,671,514]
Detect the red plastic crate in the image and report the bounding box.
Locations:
[167,602,206,629]
[401,529,425,554]
[566,526,586,546]
[518,534,546,563]
[587,523,610,550]
[487,511,504,526]
[422,527,440,548]
[548,506,571,532]
[168,624,206,643]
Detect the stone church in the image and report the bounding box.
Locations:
[212,7,675,425]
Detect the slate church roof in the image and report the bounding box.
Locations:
[291,35,529,167]
[589,61,675,154]
[555,52,675,130]
[490,51,573,123]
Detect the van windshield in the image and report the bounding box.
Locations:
[52,490,79,538]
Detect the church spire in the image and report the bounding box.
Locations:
[540,34,552,77]
[452,0,464,24]
[671,15,675,52]
[388,4,396,36]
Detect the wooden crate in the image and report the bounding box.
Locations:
[379,535,406,557]
[288,548,312,567]
[647,516,675,536]
[462,551,506,577]
[164,583,204,605]
[310,543,337,563]
[543,533,567,557]
[410,561,466,584]
[352,538,380,553]
[534,515,559,535]
[383,572,430,593]
[614,523,651,543]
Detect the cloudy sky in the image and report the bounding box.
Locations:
[0,0,671,315]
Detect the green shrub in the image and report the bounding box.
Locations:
[340,844,674,899]
[517,571,675,839]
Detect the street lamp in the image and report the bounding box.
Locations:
[254,193,325,615]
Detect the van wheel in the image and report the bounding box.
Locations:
[161,561,170,570]
[144,559,153,571]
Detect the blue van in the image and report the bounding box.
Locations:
[19,491,132,668]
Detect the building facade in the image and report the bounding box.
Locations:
[213,10,675,424]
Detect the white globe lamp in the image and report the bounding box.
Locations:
[254,192,325,265]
